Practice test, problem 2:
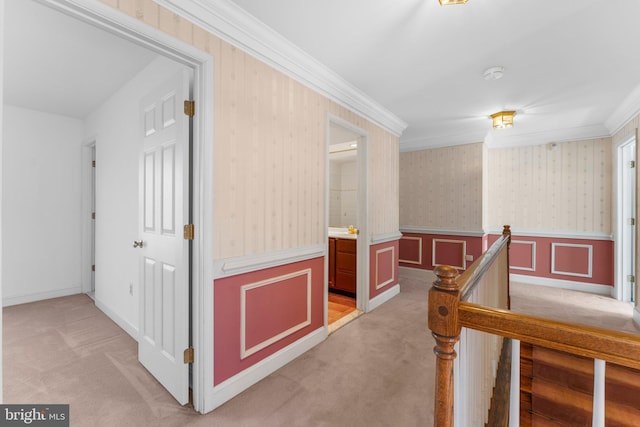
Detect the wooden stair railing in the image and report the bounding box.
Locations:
[428,225,511,426]
[428,225,640,427]
[520,343,640,426]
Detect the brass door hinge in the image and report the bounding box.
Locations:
[92,212,96,220]
[92,160,96,167]
[184,100,195,117]
[183,347,194,364]
[629,275,636,283]
[630,160,636,168]
[184,224,195,240]
[92,265,95,272]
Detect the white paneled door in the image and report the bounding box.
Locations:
[138,69,191,405]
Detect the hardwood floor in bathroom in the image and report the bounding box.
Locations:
[328,292,357,324]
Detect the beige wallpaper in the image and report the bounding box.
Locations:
[101,0,400,259]
[399,143,483,231]
[487,138,612,233]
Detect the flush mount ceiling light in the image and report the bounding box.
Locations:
[483,66,505,81]
[439,0,468,4]
[490,111,516,129]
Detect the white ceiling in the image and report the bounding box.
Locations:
[3,0,157,119]
[6,0,640,151]
[230,0,640,150]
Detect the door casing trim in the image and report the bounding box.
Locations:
[32,0,214,413]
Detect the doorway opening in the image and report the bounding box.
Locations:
[326,118,368,332]
[2,0,214,413]
[84,142,96,300]
[615,134,636,303]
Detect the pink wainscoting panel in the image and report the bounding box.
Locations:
[242,269,311,358]
[399,236,422,265]
[510,240,536,271]
[488,234,613,286]
[552,244,591,277]
[213,257,324,385]
[433,239,466,270]
[370,240,399,298]
[399,233,483,271]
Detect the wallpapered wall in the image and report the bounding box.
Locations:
[399,138,613,235]
[399,143,483,231]
[101,0,400,261]
[488,138,612,233]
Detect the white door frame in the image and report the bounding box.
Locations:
[614,134,636,302]
[81,139,96,295]
[29,0,214,413]
[0,0,4,405]
[326,114,370,314]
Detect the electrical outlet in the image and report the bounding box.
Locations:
[129,283,133,296]
[465,254,474,261]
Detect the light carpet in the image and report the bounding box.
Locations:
[4,273,435,426]
[4,271,638,426]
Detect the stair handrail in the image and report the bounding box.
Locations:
[428,225,511,426]
[458,303,640,370]
[427,224,640,426]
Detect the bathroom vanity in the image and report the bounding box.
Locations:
[328,229,357,295]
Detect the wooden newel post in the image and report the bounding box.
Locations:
[428,265,461,427]
[502,224,511,246]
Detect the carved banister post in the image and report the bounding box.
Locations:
[502,224,511,246]
[503,224,511,309]
[428,265,461,427]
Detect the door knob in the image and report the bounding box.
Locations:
[133,240,144,248]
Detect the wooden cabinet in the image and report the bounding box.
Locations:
[328,237,356,295]
[328,237,336,288]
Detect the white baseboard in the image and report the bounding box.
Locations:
[94,298,139,341]
[204,326,327,413]
[2,286,82,307]
[368,284,400,312]
[634,307,640,329]
[510,274,613,296]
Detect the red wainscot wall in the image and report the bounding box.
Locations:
[398,231,484,272]
[487,233,614,287]
[213,257,324,385]
[369,239,400,299]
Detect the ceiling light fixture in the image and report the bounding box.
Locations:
[439,0,468,5]
[483,66,504,81]
[490,111,516,129]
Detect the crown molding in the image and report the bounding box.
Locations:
[605,82,640,135]
[153,0,407,137]
[399,131,486,152]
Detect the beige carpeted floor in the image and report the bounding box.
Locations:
[3,271,435,426]
[510,280,640,334]
[3,270,638,426]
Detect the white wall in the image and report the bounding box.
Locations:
[84,56,182,338]
[1,0,5,400]
[329,160,340,226]
[329,159,358,227]
[1,105,84,305]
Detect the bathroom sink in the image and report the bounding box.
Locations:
[328,228,357,239]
